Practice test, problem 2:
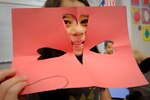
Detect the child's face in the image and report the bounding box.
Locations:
[63,14,88,56]
[106,42,114,54]
[60,0,87,56]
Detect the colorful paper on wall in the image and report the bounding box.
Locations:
[142,0,149,6]
[142,25,150,41]
[131,6,141,24]
[131,0,139,6]
[142,8,150,24]
[12,7,148,94]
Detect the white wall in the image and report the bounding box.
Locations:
[0,1,43,63]
[0,0,46,6]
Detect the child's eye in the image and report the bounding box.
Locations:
[64,20,71,27]
[81,19,88,26]
[64,20,71,24]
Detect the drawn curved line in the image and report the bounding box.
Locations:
[26,75,69,89]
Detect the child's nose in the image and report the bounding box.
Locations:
[71,25,85,36]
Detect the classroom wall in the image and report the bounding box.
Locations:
[0,0,45,63]
[121,0,150,56]
[131,0,150,56]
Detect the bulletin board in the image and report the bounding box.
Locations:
[131,0,150,56]
[0,1,44,63]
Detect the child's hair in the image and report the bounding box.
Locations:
[104,40,114,49]
[139,57,150,73]
[44,0,90,7]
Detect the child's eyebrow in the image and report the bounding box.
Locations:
[80,15,89,18]
[63,14,76,19]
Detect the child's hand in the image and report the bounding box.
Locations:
[0,68,27,100]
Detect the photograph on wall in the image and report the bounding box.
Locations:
[142,25,150,41]
[131,6,141,24]
[142,8,150,24]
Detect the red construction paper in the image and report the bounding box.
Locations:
[143,0,149,5]
[11,6,148,94]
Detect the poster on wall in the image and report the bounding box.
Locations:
[142,26,150,41]
[142,8,150,24]
[131,6,141,24]
[131,0,139,6]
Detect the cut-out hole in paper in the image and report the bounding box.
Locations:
[91,40,115,54]
[37,47,66,60]
[63,14,89,64]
